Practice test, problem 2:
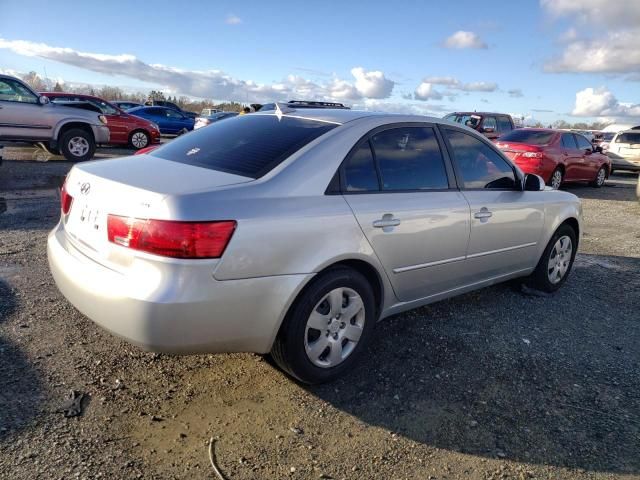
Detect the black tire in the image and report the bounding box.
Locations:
[59,128,96,162]
[548,167,563,190]
[589,166,607,187]
[270,267,376,384]
[129,130,150,150]
[178,128,189,136]
[525,224,577,293]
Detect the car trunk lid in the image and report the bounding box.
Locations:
[62,155,252,265]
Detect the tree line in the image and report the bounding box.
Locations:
[17,71,614,129]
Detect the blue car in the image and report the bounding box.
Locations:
[127,106,195,135]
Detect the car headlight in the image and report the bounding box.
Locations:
[151,123,160,131]
[98,115,108,124]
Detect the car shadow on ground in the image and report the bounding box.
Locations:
[310,253,640,475]
[0,279,45,442]
[563,172,638,201]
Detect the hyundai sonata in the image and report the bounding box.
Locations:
[48,106,582,383]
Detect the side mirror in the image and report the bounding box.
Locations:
[595,146,603,153]
[584,148,592,155]
[524,173,545,191]
[38,96,50,105]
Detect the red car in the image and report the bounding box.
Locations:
[496,129,611,189]
[41,92,161,150]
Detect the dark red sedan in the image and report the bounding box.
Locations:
[496,129,611,189]
[41,92,161,150]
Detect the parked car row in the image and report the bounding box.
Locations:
[41,92,161,150]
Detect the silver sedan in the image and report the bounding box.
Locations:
[48,107,582,384]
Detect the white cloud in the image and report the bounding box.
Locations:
[0,38,395,102]
[508,88,524,98]
[443,31,488,49]
[544,30,640,73]
[572,86,640,117]
[414,82,443,101]
[541,0,640,28]
[413,76,497,100]
[350,67,394,99]
[225,14,242,25]
[541,0,640,74]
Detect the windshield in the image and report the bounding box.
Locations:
[498,130,554,145]
[616,132,640,144]
[150,114,337,178]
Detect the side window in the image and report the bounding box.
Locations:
[166,109,183,118]
[497,116,513,132]
[0,79,38,104]
[444,129,517,189]
[370,127,449,190]
[574,134,592,151]
[561,133,577,149]
[482,116,497,131]
[343,141,379,192]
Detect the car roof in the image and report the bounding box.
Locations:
[250,108,446,125]
[448,111,510,117]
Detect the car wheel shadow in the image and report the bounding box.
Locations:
[308,254,640,475]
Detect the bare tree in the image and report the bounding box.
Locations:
[22,71,47,91]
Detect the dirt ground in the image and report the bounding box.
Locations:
[0,153,639,479]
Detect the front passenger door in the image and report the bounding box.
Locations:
[442,128,545,283]
[342,125,471,302]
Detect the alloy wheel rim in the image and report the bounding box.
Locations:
[597,168,606,186]
[68,137,89,157]
[551,170,562,189]
[547,235,572,284]
[304,287,365,368]
[132,132,148,148]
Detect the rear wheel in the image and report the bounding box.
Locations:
[59,128,96,162]
[129,130,150,149]
[525,224,577,293]
[548,168,563,190]
[590,166,606,187]
[178,128,189,136]
[270,267,376,384]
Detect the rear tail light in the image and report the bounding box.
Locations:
[521,152,543,158]
[60,178,73,215]
[107,215,236,259]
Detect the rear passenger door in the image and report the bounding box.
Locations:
[442,128,545,282]
[342,124,471,302]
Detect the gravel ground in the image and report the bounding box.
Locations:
[0,157,639,480]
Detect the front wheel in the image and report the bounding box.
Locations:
[590,166,607,187]
[270,267,376,384]
[59,128,96,162]
[525,224,577,293]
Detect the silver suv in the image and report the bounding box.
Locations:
[0,74,110,161]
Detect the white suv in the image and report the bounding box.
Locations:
[607,130,640,173]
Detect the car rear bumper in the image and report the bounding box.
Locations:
[47,222,312,354]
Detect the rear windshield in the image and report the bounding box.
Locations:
[150,114,337,178]
[616,132,640,144]
[498,130,554,145]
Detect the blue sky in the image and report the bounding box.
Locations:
[1,0,639,125]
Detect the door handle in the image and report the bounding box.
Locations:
[373,213,401,229]
[474,208,493,220]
